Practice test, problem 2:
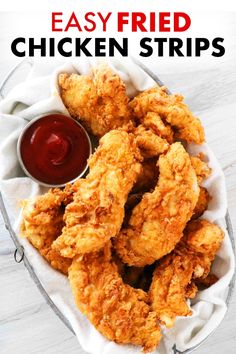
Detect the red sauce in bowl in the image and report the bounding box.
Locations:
[18,114,91,186]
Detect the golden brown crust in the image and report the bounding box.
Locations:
[52,130,142,258]
[20,188,72,275]
[190,155,212,184]
[137,111,174,144]
[133,125,169,158]
[149,254,194,328]
[183,219,224,260]
[19,65,224,352]
[69,244,162,352]
[130,86,205,144]
[114,143,199,266]
[59,65,131,137]
[149,220,224,328]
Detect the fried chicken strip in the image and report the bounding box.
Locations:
[59,65,131,137]
[69,244,162,352]
[53,130,142,258]
[133,125,169,158]
[130,86,205,144]
[189,153,211,218]
[149,220,224,328]
[114,142,199,267]
[140,112,174,144]
[190,154,212,184]
[20,188,72,275]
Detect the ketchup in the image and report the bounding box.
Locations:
[19,114,91,185]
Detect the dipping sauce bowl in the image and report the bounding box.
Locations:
[17,113,92,187]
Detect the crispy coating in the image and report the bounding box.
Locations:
[185,282,198,299]
[138,112,174,144]
[114,142,199,266]
[52,130,142,258]
[190,154,212,184]
[69,244,162,352]
[58,65,131,137]
[183,219,224,262]
[190,155,211,219]
[192,187,210,219]
[149,254,194,327]
[20,189,72,275]
[134,125,169,158]
[20,65,220,351]
[130,86,205,144]
[149,220,224,328]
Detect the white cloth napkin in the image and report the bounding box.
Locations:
[0,58,234,354]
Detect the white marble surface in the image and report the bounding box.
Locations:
[1,12,236,354]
